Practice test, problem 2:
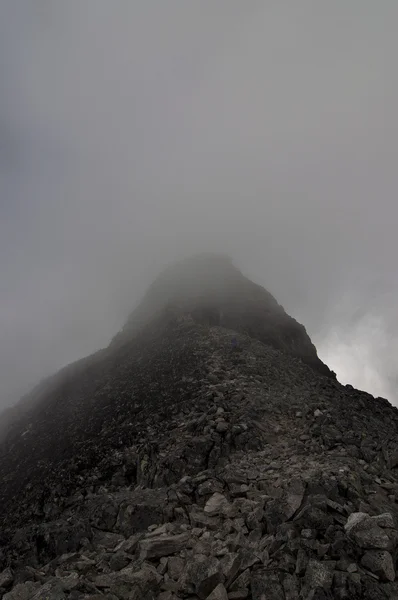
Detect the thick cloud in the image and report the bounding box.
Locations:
[0,1,397,406]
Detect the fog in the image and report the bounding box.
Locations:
[0,1,397,407]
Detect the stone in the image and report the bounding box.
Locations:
[251,569,285,600]
[180,555,223,599]
[109,551,130,571]
[92,530,125,550]
[116,498,165,537]
[206,583,228,600]
[3,582,40,600]
[0,568,14,588]
[295,505,332,532]
[237,549,260,571]
[158,592,176,600]
[204,493,229,517]
[282,573,300,600]
[95,563,162,600]
[344,512,367,531]
[295,548,308,576]
[197,480,224,496]
[191,511,221,531]
[58,573,80,592]
[302,560,335,596]
[371,513,395,529]
[31,582,66,600]
[265,479,305,532]
[220,552,240,587]
[229,569,251,592]
[361,550,395,582]
[301,529,313,539]
[228,591,248,600]
[139,533,190,559]
[216,421,229,434]
[168,556,185,580]
[115,532,144,554]
[245,511,262,531]
[345,513,390,549]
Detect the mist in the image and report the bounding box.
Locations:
[0,1,397,407]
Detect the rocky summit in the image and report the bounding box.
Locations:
[1,255,398,600]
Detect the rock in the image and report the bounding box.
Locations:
[191,510,221,531]
[95,563,162,600]
[0,568,14,588]
[31,582,66,600]
[237,549,260,572]
[219,552,240,587]
[109,552,130,571]
[180,555,223,599]
[251,569,285,600]
[204,494,229,517]
[216,421,229,434]
[197,480,224,497]
[168,556,185,580]
[139,533,190,559]
[206,583,228,600]
[345,513,390,549]
[229,569,250,592]
[116,532,143,555]
[58,573,80,592]
[228,591,248,600]
[229,484,249,498]
[295,504,332,532]
[158,592,177,600]
[371,513,395,529]
[282,573,299,600]
[92,530,125,550]
[265,479,305,532]
[3,582,40,600]
[361,550,395,582]
[345,512,367,531]
[116,497,165,537]
[158,592,176,600]
[302,560,335,596]
[295,548,308,576]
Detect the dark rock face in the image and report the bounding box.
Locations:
[1,254,398,599]
[117,254,334,379]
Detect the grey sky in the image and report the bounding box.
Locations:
[0,1,397,407]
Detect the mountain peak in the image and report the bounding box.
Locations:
[119,253,334,378]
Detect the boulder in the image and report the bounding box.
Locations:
[302,559,335,597]
[361,550,395,582]
[251,569,285,600]
[345,513,390,549]
[204,494,229,517]
[139,533,190,559]
[0,568,14,589]
[179,555,223,599]
[3,582,40,600]
[206,582,228,600]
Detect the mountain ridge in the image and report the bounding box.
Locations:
[0,254,397,600]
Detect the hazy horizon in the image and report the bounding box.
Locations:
[1,2,398,408]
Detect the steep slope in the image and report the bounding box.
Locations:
[0,255,398,600]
